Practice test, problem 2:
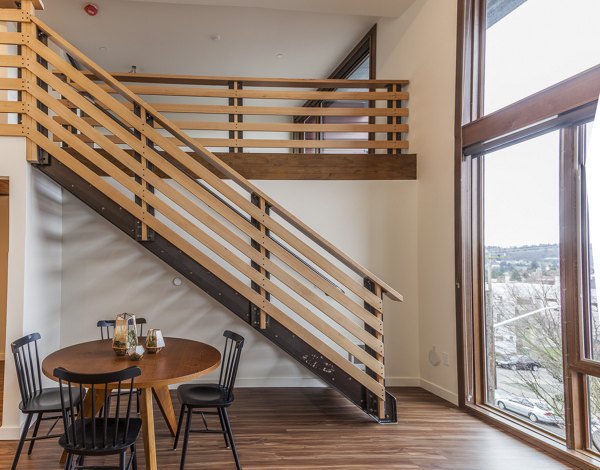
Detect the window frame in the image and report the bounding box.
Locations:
[296,25,377,154]
[455,0,600,466]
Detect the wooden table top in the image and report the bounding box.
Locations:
[42,337,221,388]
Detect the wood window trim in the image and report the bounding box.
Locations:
[295,25,377,154]
[455,0,600,466]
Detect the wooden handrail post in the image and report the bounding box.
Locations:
[396,83,404,155]
[19,0,38,162]
[386,84,395,155]
[133,105,154,242]
[364,278,386,419]
[250,193,270,329]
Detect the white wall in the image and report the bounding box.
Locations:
[0,137,63,438]
[378,0,458,403]
[60,179,419,386]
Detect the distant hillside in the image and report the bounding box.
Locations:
[486,244,559,263]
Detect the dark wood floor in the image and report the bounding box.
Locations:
[0,383,578,469]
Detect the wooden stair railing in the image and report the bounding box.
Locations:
[0,2,403,421]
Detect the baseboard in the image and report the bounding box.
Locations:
[0,425,21,440]
[385,376,421,387]
[419,378,459,405]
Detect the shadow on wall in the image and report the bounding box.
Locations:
[59,191,316,385]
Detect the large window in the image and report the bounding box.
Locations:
[484,0,600,114]
[458,0,600,467]
[482,132,564,437]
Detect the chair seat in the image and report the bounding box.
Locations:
[19,387,83,413]
[59,418,142,456]
[177,383,233,407]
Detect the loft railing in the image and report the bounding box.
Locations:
[0,1,403,420]
[55,71,409,155]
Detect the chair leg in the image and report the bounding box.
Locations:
[11,413,33,470]
[131,444,138,470]
[64,453,73,470]
[217,408,230,448]
[180,406,193,470]
[120,450,127,470]
[27,412,43,455]
[136,389,140,414]
[222,408,242,470]
[173,404,185,450]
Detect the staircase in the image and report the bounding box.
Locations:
[0,1,405,422]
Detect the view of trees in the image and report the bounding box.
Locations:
[486,243,600,439]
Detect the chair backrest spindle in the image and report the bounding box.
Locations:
[218,331,244,402]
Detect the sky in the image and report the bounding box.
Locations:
[482,0,600,247]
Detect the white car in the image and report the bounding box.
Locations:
[496,396,563,425]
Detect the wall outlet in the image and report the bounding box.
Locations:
[442,352,450,366]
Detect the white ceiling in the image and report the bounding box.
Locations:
[38,0,407,78]
[125,0,416,18]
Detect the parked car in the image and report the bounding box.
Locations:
[496,396,562,425]
[496,355,541,371]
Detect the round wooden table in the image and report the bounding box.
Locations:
[42,338,221,470]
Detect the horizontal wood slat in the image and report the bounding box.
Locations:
[0,123,23,135]
[58,98,409,117]
[0,101,24,112]
[0,32,25,45]
[79,70,408,89]
[56,132,409,150]
[0,9,30,21]
[0,54,25,67]
[53,115,408,134]
[0,78,23,90]
[74,81,408,100]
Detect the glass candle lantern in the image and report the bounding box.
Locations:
[146,329,165,354]
[128,344,145,361]
[112,313,138,356]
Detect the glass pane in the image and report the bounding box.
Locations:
[484,0,600,114]
[483,131,565,437]
[588,376,600,453]
[585,118,599,358]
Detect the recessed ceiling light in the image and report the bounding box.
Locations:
[210,34,222,41]
[276,53,284,59]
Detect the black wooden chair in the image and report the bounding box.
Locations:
[96,318,146,414]
[54,365,142,470]
[173,330,245,470]
[11,333,82,470]
[96,318,147,340]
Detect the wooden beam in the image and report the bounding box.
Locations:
[462,64,600,149]
[61,149,416,181]
[0,179,8,195]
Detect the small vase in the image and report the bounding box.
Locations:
[146,329,165,354]
[113,313,138,356]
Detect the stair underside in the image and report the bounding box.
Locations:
[36,156,397,423]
